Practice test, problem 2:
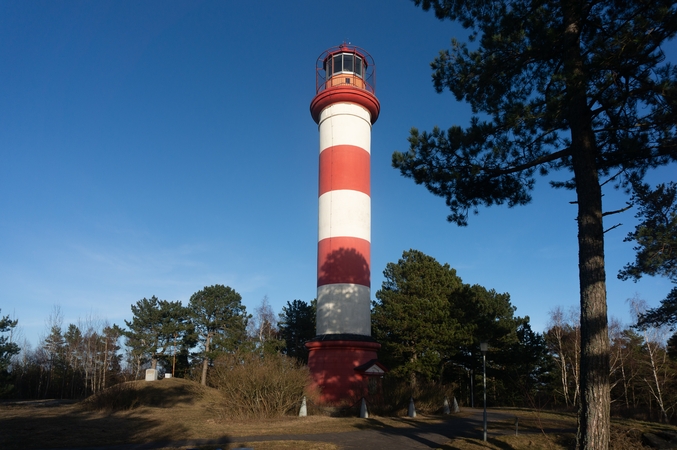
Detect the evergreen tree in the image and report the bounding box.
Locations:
[63,324,83,397]
[372,249,465,388]
[278,299,316,364]
[42,324,66,398]
[0,311,19,396]
[188,285,249,386]
[620,181,677,330]
[393,1,676,447]
[99,325,124,390]
[498,320,553,406]
[373,249,541,404]
[124,296,189,372]
[456,284,519,347]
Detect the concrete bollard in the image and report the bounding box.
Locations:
[453,396,460,413]
[299,396,307,417]
[408,397,416,418]
[443,397,450,414]
[360,397,368,418]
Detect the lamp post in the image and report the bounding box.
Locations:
[480,341,488,442]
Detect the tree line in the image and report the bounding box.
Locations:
[1,240,676,425]
[371,250,677,425]
[0,288,315,399]
[6,311,124,399]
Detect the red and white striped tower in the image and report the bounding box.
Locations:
[307,44,385,403]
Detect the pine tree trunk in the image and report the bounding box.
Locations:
[573,147,610,449]
[562,1,611,447]
[409,353,418,391]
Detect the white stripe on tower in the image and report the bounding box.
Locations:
[317,103,372,336]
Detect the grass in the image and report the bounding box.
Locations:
[1,378,410,449]
[436,407,672,450]
[145,443,338,450]
[1,379,675,449]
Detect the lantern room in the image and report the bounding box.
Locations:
[315,44,376,94]
[311,44,380,124]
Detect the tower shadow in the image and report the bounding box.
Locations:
[318,246,370,287]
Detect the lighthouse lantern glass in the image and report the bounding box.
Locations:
[355,56,363,76]
[326,53,364,78]
[344,54,354,72]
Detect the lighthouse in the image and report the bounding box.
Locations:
[307,44,385,403]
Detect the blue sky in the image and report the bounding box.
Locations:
[2,0,674,347]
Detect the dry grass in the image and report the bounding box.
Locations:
[148,442,338,450]
[2,379,675,450]
[439,435,572,450]
[0,378,410,450]
[435,408,576,450]
[438,407,675,450]
[81,377,221,410]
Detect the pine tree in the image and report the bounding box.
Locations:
[0,311,19,396]
[278,299,315,364]
[372,250,464,388]
[620,181,677,330]
[394,1,677,447]
[124,296,189,372]
[188,285,249,386]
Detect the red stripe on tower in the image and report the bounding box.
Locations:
[319,145,371,196]
[317,236,371,287]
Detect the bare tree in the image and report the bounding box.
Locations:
[547,307,572,406]
[546,306,581,407]
[630,296,673,423]
[248,296,281,354]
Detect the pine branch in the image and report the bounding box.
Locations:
[603,204,633,217]
[484,148,571,176]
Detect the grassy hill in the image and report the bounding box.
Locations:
[81,376,224,410]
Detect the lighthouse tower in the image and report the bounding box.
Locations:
[307,44,385,403]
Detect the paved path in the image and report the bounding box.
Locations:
[49,409,571,450]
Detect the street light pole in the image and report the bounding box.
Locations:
[480,341,488,442]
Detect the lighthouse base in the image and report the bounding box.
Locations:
[306,336,382,404]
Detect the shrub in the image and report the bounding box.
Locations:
[209,351,312,419]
